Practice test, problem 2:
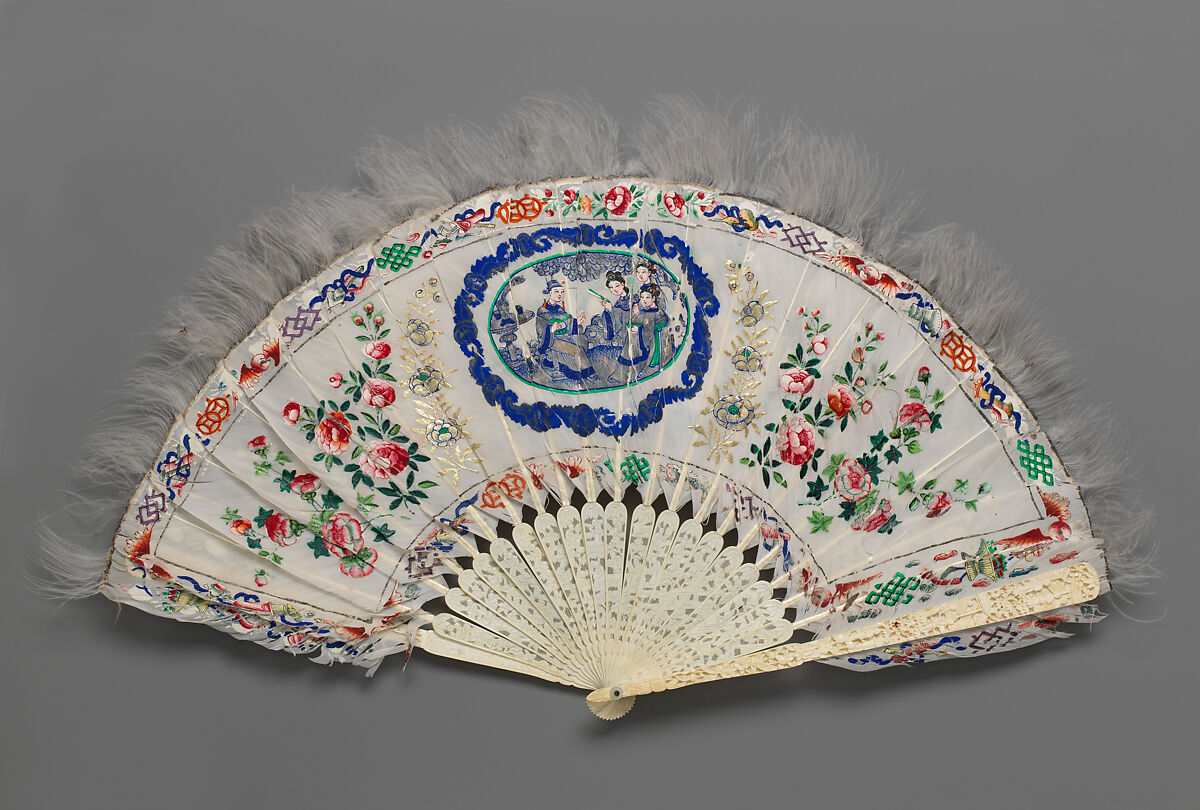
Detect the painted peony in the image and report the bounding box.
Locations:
[290,473,320,494]
[282,402,301,425]
[229,518,252,536]
[777,417,817,466]
[361,440,410,479]
[320,513,377,577]
[662,190,685,217]
[925,491,953,518]
[810,335,829,355]
[826,384,856,418]
[897,401,932,432]
[265,512,296,546]
[315,411,352,454]
[834,459,873,502]
[320,513,364,557]
[364,340,391,360]
[362,378,395,408]
[604,185,632,215]
[247,435,267,450]
[852,499,894,533]
[780,369,815,395]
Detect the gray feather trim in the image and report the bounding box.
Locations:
[35,94,1154,601]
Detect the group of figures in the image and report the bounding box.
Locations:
[491,258,686,393]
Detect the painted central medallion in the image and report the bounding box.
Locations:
[487,251,691,393]
[453,225,717,438]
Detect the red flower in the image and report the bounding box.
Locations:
[320,513,365,558]
[316,412,352,453]
[290,473,320,494]
[925,491,953,518]
[897,401,932,432]
[776,417,817,466]
[826,384,856,417]
[851,346,865,364]
[254,572,269,587]
[362,378,395,408]
[229,518,252,536]
[779,369,815,395]
[852,499,894,532]
[361,440,410,479]
[247,435,267,450]
[662,191,685,217]
[861,399,874,414]
[604,185,632,216]
[563,189,577,204]
[834,459,873,502]
[364,340,391,360]
[265,513,296,546]
[917,366,932,384]
[282,402,301,425]
[1049,520,1072,541]
[340,547,378,578]
[810,335,829,355]
[557,457,585,478]
[125,531,151,567]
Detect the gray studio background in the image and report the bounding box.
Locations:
[2,2,1195,808]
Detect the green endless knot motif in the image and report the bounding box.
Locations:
[865,572,920,606]
[1017,439,1054,485]
[378,243,421,272]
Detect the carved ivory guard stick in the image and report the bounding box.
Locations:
[589,562,1100,704]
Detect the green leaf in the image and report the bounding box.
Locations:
[954,478,969,493]
[923,478,938,490]
[897,471,916,494]
[977,481,992,495]
[807,511,833,533]
[245,534,262,550]
[806,477,829,500]
[905,440,922,454]
[418,480,438,489]
[964,500,979,512]
[838,500,857,520]
[909,497,921,511]
[772,471,787,487]
[905,387,921,399]
[307,535,330,559]
[320,491,343,510]
[253,507,273,528]
[884,445,903,465]
[870,430,888,451]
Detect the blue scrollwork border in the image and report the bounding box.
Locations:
[453,225,718,438]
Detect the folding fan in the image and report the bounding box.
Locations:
[42,98,1151,719]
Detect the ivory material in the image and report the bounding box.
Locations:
[589,562,1100,711]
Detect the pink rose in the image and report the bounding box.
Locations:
[290,473,320,494]
[364,340,391,360]
[662,191,685,217]
[315,411,352,454]
[247,435,267,450]
[563,189,577,204]
[852,499,894,533]
[329,372,343,388]
[604,185,631,216]
[898,401,932,432]
[776,417,817,466]
[361,440,410,479]
[282,402,301,425]
[362,378,395,408]
[925,492,953,518]
[265,513,296,546]
[810,335,829,355]
[780,369,815,395]
[851,346,865,364]
[320,513,364,558]
[834,459,873,502]
[229,518,252,536]
[826,384,856,418]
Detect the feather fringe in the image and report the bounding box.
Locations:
[34,94,1154,601]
